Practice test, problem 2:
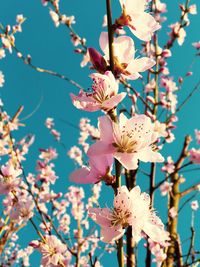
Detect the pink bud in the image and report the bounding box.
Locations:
[186,71,193,76]
[88,48,107,74]
[178,77,183,83]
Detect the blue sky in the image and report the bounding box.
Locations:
[0,0,200,266]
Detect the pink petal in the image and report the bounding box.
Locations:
[143,220,169,244]
[88,141,115,157]
[136,148,164,163]
[120,0,146,13]
[98,116,114,143]
[113,35,135,63]
[127,57,155,75]
[101,226,125,243]
[88,207,112,227]
[70,167,99,184]
[89,155,113,175]
[114,186,132,210]
[70,92,101,112]
[114,152,139,170]
[102,93,126,110]
[129,12,161,41]
[99,32,109,56]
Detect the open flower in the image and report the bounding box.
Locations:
[88,114,164,170]
[0,163,22,194]
[70,155,114,184]
[88,186,169,244]
[30,235,69,267]
[70,71,126,112]
[116,0,160,41]
[99,32,155,79]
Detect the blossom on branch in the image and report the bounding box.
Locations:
[70,155,114,184]
[88,114,164,170]
[99,32,155,79]
[116,0,161,41]
[70,71,126,112]
[88,186,169,244]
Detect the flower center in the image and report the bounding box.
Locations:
[87,78,110,104]
[111,207,132,228]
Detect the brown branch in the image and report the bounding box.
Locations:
[180,183,200,197]
[0,23,84,91]
[165,136,192,267]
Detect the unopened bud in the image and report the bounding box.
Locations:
[88,48,108,74]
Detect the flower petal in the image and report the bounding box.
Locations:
[102,93,126,110]
[88,141,115,157]
[129,12,161,41]
[98,116,114,143]
[114,152,139,170]
[101,226,125,243]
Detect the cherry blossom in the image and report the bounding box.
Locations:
[88,114,164,170]
[189,148,200,164]
[195,129,200,144]
[70,71,126,112]
[192,41,200,49]
[191,200,199,211]
[161,156,175,174]
[70,155,114,184]
[116,0,161,41]
[0,71,5,87]
[88,186,169,244]
[169,23,186,46]
[0,163,22,194]
[169,207,177,219]
[0,48,6,59]
[49,10,60,27]
[99,32,155,79]
[68,146,83,166]
[160,181,173,196]
[30,235,70,266]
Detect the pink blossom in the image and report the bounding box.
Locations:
[116,0,160,41]
[192,41,200,49]
[10,196,35,223]
[61,15,75,26]
[160,181,173,196]
[39,148,58,162]
[195,129,200,144]
[0,48,6,59]
[30,235,69,266]
[169,23,186,46]
[80,50,90,68]
[88,186,169,244]
[191,200,199,211]
[16,14,25,24]
[154,120,168,138]
[45,118,54,129]
[70,155,113,184]
[49,10,60,27]
[1,36,14,53]
[88,114,164,170]
[169,207,177,218]
[0,163,22,194]
[41,0,48,6]
[150,242,167,267]
[189,148,200,164]
[68,146,83,166]
[0,71,5,87]
[50,129,60,141]
[100,33,155,80]
[70,71,126,112]
[161,156,175,174]
[145,79,156,93]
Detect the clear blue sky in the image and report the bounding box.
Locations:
[0,0,200,266]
